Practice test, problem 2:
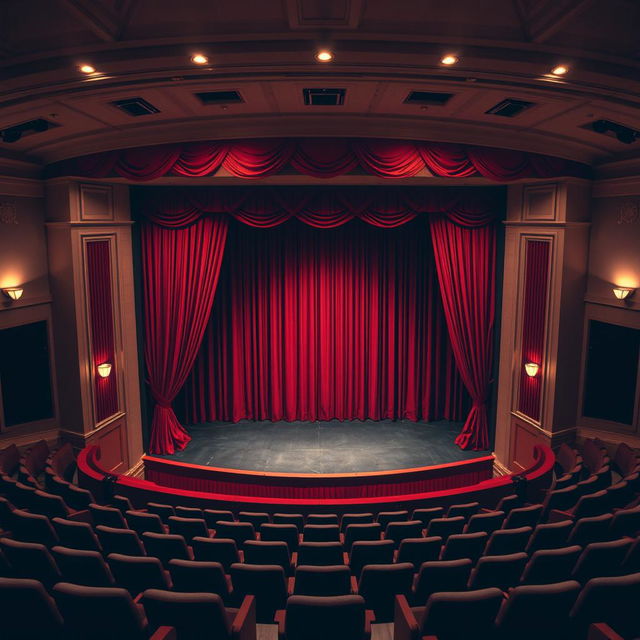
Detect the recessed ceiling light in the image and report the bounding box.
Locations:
[440,55,458,65]
[551,65,569,76]
[315,50,334,62]
[79,64,96,74]
[191,53,209,65]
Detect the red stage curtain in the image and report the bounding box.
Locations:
[141,217,229,454]
[49,138,590,182]
[429,216,496,450]
[181,219,467,423]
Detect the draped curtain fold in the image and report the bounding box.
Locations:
[429,217,496,450]
[50,138,589,182]
[142,217,228,454]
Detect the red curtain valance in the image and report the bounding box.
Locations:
[135,186,501,228]
[48,138,590,183]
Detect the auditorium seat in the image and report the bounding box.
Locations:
[377,511,409,530]
[108,553,171,596]
[572,538,634,583]
[0,537,62,588]
[501,504,543,529]
[0,577,65,639]
[340,513,374,532]
[440,531,487,562]
[203,509,235,528]
[260,523,299,551]
[569,573,640,639]
[89,503,128,529]
[621,537,640,574]
[276,594,372,640]
[483,526,532,556]
[191,536,241,570]
[297,542,345,566]
[142,589,254,640]
[54,582,174,640]
[272,513,305,531]
[97,525,146,556]
[494,581,581,640]
[52,546,115,587]
[142,532,192,566]
[384,520,424,547]
[13,482,38,509]
[542,484,580,519]
[147,503,176,524]
[525,520,573,554]
[291,565,353,596]
[567,514,614,546]
[52,516,102,552]
[229,562,288,622]
[0,495,16,532]
[126,510,166,536]
[32,489,79,520]
[609,505,640,538]
[411,559,472,605]
[605,480,633,510]
[214,521,256,547]
[463,510,504,535]
[243,540,294,575]
[12,509,59,546]
[306,513,339,526]
[411,507,445,527]
[519,546,582,585]
[174,506,204,519]
[238,511,270,529]
[343,523,381,550]
[395,588,504,640]
[112,495,135,513]
[167,516,209,542]
[64,483,95,511]
[0,444,20,476]
[396,536,442,569]
[494,493,521,514]
[168,559,231,600]
[446,502,480,519]
[303,524,340,542]
[426,516,465,541]
[357,562,413,622]
[468,552,528,590]
[565,490,611,521]
[349,540,395,578]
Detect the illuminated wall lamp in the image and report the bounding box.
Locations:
[612,286,635,300]
[2,287,23,301]
[524,362,540,377]
[97,363,112,378]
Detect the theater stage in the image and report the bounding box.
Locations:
[154,420,489,474]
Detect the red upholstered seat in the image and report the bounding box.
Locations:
[272,513,305,531]
[142,532,192,567]
[519,545,582,585]
[0,537,62,588]
[244,540,294,575]
[108,553,171,596]
[440,531,488,562]
[377,511,409,530]
[484,526,532,556]
[411,507,445,528]
[446,502,480,519]
[90,503,128,529]
[526,520,573,554]
[126,510,166,536]
[52,516,102,552]
[147,502,176,524]
[229,562,287,623]
[349,540,394,578]
[292,564,353,597]
[303,524,340,542]
[297,542,345,567]
[168,558,231,600]
[358,562,413,622]
[167,516,209,542]
[191,536,240,571]
[238,511,271,529]
[96,525,146,557]
[411,559,472,605]
[260,523,299,551]
[52,546,115,587]
[397,537,442,570]
[340,513,374,532]
[343,523,381,551]
[571,538,633,584]
[203,509,235,528]
[12,509,59,547]
[426,516,465,542]
[468,552,528,591]
[384,520,424,548]
[463,511,504,535]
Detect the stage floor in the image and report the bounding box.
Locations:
[156,420,489,474]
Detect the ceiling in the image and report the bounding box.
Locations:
[1,0,639,177]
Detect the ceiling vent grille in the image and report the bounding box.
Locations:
[195,90,244,105]
[485,99,535,117]
[303,88,346,106]
[404,91,454,106]
[111,97,160,117]
[0,118,57,143]
[587,119,639,144]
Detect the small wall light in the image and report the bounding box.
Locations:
[97,363,112,378]
[612,286,635,300]
[524,362,540,377]
[2,287,23,301]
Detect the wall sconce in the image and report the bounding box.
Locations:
[612,286,635,300]
[97,363,112,378]
[524,362,540,377]
[2,287,23,301]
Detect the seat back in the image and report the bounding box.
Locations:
[572,538,633,583]
[0,537,61,588]
[567,513,613,546]
[426,517,465,541]
[502,504,542,529]
[54,582,147,640]
[168,516,208,542]
[468,552,528,590]
[340,513,374,532]
[526,520,572,554]
[520,545,582,585]
[543,484,579,517]
[191,536,239,571]
[32,490,70,519]
[112,495,134,513]
[397,536,442,569]
[260,523,299,551]
[343,523,381,550]
[297,542,345,566]
[272,513,305,531]
[89,503,127,529]
[52,545,115,586]
[203,509,235,528]
[446,502,480,519]
[384,520,424,548]
[609,505,640,539]
[12,509,59,546]
[238,511,270,529]
[141,532,190,566]
[303,524,340,542]
[214,520,255,547]
[96,525,145,556]
[285,594,366,640]
[52,517,101,552]
[147,502,175,524]
[175,506,204,519]
[411,507,445,527]
[441,532,487,562]
[464,511,504,535]
[169,559,229,597]
[244,540,292,574]
[229,562,287,623]
[357,562,413,622]
[484,526,532,556]
[306,513,339,526]
[293,564,352,596]
[573,490,610,520]
[413,559,472,604]
[126,510,165,535]
[377,511,409,530]
[108,553,170,595]
[349,540,394,578]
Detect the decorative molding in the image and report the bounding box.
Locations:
[503,221,590,228]
[492,456,511,477]
[592,175,640,198]
[126,456,145,478]
[45,221,135,228]
[522,183,558,221]
[0,428,60,449]
[79,183,114,221]
[0,176,45,198]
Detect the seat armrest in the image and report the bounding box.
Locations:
[291,551,297,566]
[343,552,349,565]
[350,575,358,593]
[548,508,574,523]
[274,609,286,640]
[68,509,92,523]
[150,627,176,640]
[364,609,375,639]
[232,595,256,640]
[287,576,295,595]
[394,595,419,640]
[588,623,625,640]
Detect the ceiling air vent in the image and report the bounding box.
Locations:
[111,97,160,117]
[0,118,57,143]
[486,99,535,118]
[195,90,244,105]
[587,119,639,144]
[303,88,346,106]
[404,91,454,106]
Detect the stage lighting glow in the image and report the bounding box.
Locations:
[79,64,96,74]
[191,53,209,65]
[441,55,459,65]
[315,50,334,62]
[551,65,568,76]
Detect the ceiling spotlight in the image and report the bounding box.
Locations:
[191,53,209,65]
[550,65,569,76]
[315,49,334,62]
[441,55,459,65]
[79,64,96,74]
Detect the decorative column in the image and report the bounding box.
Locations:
[46,179,143,474]
[493,180,591,473]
